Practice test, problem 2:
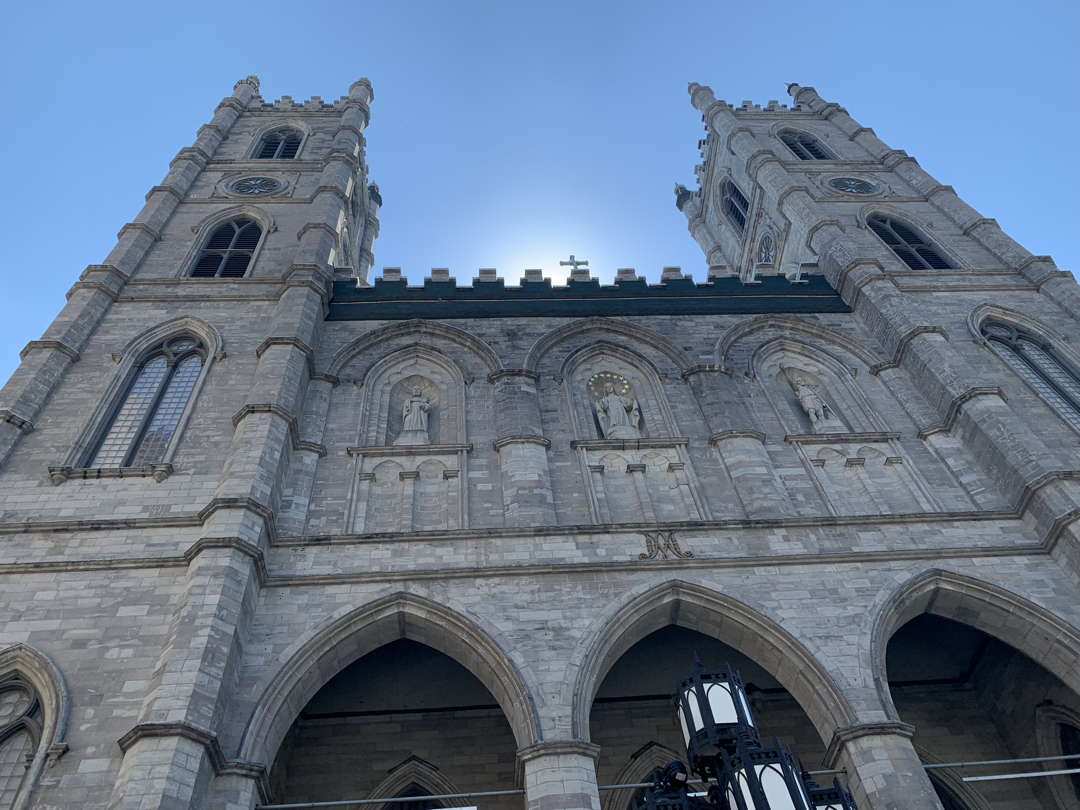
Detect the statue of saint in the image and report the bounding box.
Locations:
[595,381,642,439]
[394,385,432,445]
[790,376,844,434]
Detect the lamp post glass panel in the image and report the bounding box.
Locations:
[657,659,858,810]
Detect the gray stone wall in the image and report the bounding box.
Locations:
[0,76,1076,810]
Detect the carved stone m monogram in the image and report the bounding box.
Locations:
[638,531,693,560]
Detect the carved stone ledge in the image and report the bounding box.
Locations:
[570,438,689,451]
[347,444,473,457]
[868,326,949,375]
[784,432,900,444]
[0,411,34,435]
[709,429,765,445]
[493,435,550,452]
[19,340,80,363]
[917,387,1008,440]
[116,222,162,243]
[46,742,69,767]
[48,464,173,485]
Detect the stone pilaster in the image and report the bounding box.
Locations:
[824,723,944,810]
[517,741,601,810]
[491,370,556,526]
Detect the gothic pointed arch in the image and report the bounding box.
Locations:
[716,314,882,369]
[356,344,468,447]
[561,341,677,440]
[0,645,70,810]
[600,741,683,810]
[237,592,541,770]
[524,317,696,374]
[327,320,502,378]
[868,568,1080,722]
[365,756,464,810]
[915,748,990,810]
[566,580,856,745]
[177,204,274,279]
[62,316,221,470]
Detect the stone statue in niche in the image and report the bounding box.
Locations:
[789,374,846,434]
[394,385,432,445]
[594,380,642,439]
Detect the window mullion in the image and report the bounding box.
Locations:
[122,362,177,467]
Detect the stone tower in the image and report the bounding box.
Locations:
[0,76,1078,810]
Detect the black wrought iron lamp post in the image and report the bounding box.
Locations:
[639,657,858,810]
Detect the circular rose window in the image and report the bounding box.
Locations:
[828,177,876,195]
[232,177,281,195]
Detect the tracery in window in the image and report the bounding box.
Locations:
[867,214,952,270]
[256,129,302,159]
[0,677,40,809]
[190,219,262,278]
[721,179,750,234]
[778,129,831,160]
[757,232,775,264]
[90,338,206,468]
[982,321,1080,431]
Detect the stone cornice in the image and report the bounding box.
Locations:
[347,444,473,457]
[570,438,690,451]
[784,432,900,444]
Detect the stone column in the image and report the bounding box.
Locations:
[517,741,601,810]
[491,369,557,526]
[824,723,944,810]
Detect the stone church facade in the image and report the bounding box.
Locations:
[0,75,1079,810]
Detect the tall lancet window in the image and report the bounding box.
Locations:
[982,321,1080,431]
[0,676,40,808]
[867,214,952,270]
[90,338,206,467]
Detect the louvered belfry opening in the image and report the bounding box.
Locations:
[721,179,749,233]
[867,214,953,270]
[257,130,302,159]
[778,129,831,160]
[190,219,262,278]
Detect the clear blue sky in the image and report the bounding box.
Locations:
[1,0,1076,386]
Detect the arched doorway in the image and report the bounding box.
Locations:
[269,639,519,809]
[589,625,826,810]
[886,612,1080,809]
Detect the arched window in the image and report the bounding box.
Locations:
[757,232,775,264]
[0,675,40,808]
[90,337,206,468]
[190,219,262,278]
[256,129,302,159]
[867,214,952,270]
[982,321,1080,431]
[779,129,831,160]
[928,776,970,810]
[1060,722,1080,800]
[721,179,750,234]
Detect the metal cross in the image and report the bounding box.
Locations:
[560,255,589,273]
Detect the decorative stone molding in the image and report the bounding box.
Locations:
[514,740,601,788]
[571,438,689,451]
[917,387,1008,439]
[681,364,733,379]
[47,464,173,485]
[0,410,33,435]
[231,404,327,457]
[19,340,80,363]
[823,721,915,769]
[488,368,541,384]
[785,431,900,444]
[868,326,949,375]
[493,435,551,452]
[347,444,473,457]
[709,429,765,445]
